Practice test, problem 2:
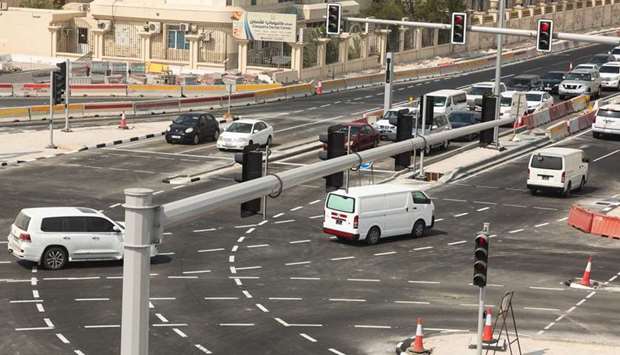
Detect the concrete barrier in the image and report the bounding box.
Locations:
[320,79,347,94]
[567,116,580,133]
[568,205,594,233]
[0,83,13,97]
[180,96,223,111]
[285,83,313,98]
[228,92,256,107]
[591,213,620,239]
[570,95,589,111]
[21,83,49,97]
[0,107,30,122]
[84,102,134,118]
[237,83,281,92]
[181,85,225,98]
[71,84,127,97]
[546,121,570,142]
[548,100,573,121]
[134,99,181,115]
[127,84,182,98]
[255,87,287,103]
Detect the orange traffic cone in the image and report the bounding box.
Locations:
[315,80,323,95]
[482,307,494,343]
[409,318,428,354]
[581,256,592,287]
[118,112,128,129]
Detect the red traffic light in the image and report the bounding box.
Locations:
[454,15,464,25]
[540,22,550,32]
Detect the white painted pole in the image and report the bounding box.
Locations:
[492,0,506,147]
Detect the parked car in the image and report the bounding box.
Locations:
[466,82,506,111]
[165,113,220,145]
[541,71,566,94]
[599,62,620,90]
[216,119,273,151]
[509,74,543,91]
[524,91,554,114]
[326,122,380,152]
[448,110,481,141]
[7,207,160,270]
[574,63,598,71]
[426,89,468,115]
[322,184,435,244]
[527,148,589,197]
[610,46,620,61]
[373,107,417,141]
[589,53,615,68]
[558,68,602,99]
[592,103,620,138]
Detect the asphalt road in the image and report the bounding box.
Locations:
[1,43,620,355]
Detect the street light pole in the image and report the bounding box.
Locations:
[493,0,506,149]
[47,71,56,149]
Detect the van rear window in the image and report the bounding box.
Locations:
[326,194,355,213]
[531,155,562,170]
[14,212,31,231]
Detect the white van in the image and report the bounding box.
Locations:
[323,184,435,244]
[427,89,468,115]
[527,148,589,196]
[593,103,620,138]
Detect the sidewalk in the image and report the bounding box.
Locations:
[0,121,168,163]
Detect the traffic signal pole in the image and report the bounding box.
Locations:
[474,222,490,355]
[63,59,71,132]
[492,0,506,149]
[477,285,486,355]
[47,71,56,149]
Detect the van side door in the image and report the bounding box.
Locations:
[383,193,410,236]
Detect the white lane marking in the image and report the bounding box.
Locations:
[193,228,216,233]
[394,301,430,305]
[74,350,85,355]
[44,318,54,328]
[246,228,256,234]
[354,325,391,329]
[533,207,557,211]
[474,201,497,205]
[290,277,320,280]
[274,219,295,224]
[300,333,317,342]
[290,239,311,244]
[172,185,186,190]
[75,298,110,301]
[454,213,469,217]
[158,252,175,256]
[508,228,524,234]
[242,290,253,299]
[504,204,527,208]
[593,149,620,162]
[309,199,321,205]
[195,344,212,354]
[330,256,355,261]
[152,323,188,327]
[155,313,169,323]
[167,276,198,279]
[15,326,54,331]
[198,248,225,253]
[43,276,100,281]
[231,245,239,252]
[9,299,44,303]
[229,255,235,263]
[557,217,568,222]
[274,318,289,326]
[434,218,444,222]
[292,109,304,114]
[447,240,467,246]
[477,207,490,211]
[32,265,37,273]
[204,297,239,300]
[586,291,596,299]
[56,333,70,344]
[273,213,285,218]
[576,299,586,306]
[235,266,262,271]
[36,303,45,312]
[270,297,303,301]
[373,251,397,256]
[609,275,618,282]
[408,280,440,284]
[529,286,564,291]
[256,304,269,313]
[290,206,303,211]
[83,324,121,329]
[234,224,256,229]
[219,323,255,327]
[237,236,245,243]
[309,215,323,219]
[149,302,154,309]
[412,246,433,251]
[476,185,499,189]
[229,276,259,280]
[443,198,467,202]
[247,244,269,248]
[524,307,560,312]
[230,266,236,274]
[328,349,347,355]
[347,278,380,283]
[543,322,555,330]
[285,261,311,266]
[328,298,366,302]
[258,220,268,226]
[108,203,121,209]
[173,328,188,338]
[534,223,550,228]
[153,190,165,195]
[320,104,331,108]
[182,270,211,275]
[566,306,577,314]
[149,297,176,301]
[555,315,565,322]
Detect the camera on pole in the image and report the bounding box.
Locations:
[479,95,496,146]
[473,230,489,287]
[52,62,67,105]
[451,12,467,45]
[326,3,342,35]
[234,145,263,217]
[536,19,553,52]
[319,128,346,191]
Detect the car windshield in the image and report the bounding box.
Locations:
[335,126,361,135]
[565,73,592,81]
[591,56,608,64]
[613,48,620,55]
[500,96,513,106]
[226,122,253,133]
[431,96,447,107]
[600,66,620,74]
[526,94,542,102]
[543,72,564,80]
[470,86,493,96]
[449,112,474,123]
[383,111,403,120]
[598,109,620,118]
[511,78,533,86]
[326,194,355,213]
[531,154,562,170]
[173,115,200,125]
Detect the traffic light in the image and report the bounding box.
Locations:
[536,19,553,52]
[424,95,434,127]
[479,95,496,146]
[326,3,342,35]
[451,12,467,45]
[319,129,346,191]
[393,113,412,171]
[473,232,489,287]
[234,147,263,217]
[52,62,67,105]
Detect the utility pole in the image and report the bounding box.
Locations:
[493,0,506,149]
[47,71,56,149]
[63,59,71,132]
[383,52,394,115]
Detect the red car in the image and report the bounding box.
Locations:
[327,122,380,152]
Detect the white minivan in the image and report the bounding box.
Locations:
[527,148,589,197]
[427,89,468,116]
[323,184,435,245]
[7,207,160,270]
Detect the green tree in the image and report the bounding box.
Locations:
[402,0,466,23]
[19,0,64,9]
[363,0,406,20]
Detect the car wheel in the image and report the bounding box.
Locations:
[373,139,379,148]
[593,131,601,139]
[411,220,426,239]
[266,136,272,147]
[193,134,200,145]
[563,182,572,198]
[366,227,381,245]
[578,176,586,191]
[42,246,67,270]
[212,129,220,142]
[165,138,172,144]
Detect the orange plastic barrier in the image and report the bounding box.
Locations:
[591,213,620,239]
[567,205,594,233]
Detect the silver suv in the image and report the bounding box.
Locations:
[559,68,602,100]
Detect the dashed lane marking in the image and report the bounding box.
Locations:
[234,224,256,229]
[74,350,85,355]
[55,333,70,344]
[454,212,469,217]
[524,307,560,312]
[285,261,311,266]
[412,246,433,251]
[476,185,499,189]
[167,276,198,279]
[557,217,568,222]
[242,290,253,299]
[529,286,564,291]
[274,219,295,224]
[273,212,285,218]
[75,298,110,301]
[256,304,269,313]
[534,223,550,228]
[194,344,212,354]
[593,149,620,162]
[394,301,430,305]
[434,218,444,222]
[329,348,347,355]
[347,278,380,282]
[448,240,467,246]
[152,323,188,327]
[204,297,239,300]
[309,215,323,219]
[269,297,303,301]
[408,280,440,285]
[219,323,255,327]
[9,299,43,303]
[235,266,262,271]
[443,198,467,202]
[247,244,269,248]
[231,245,238,252]
[290,206,303,211]
[309,199,321,205]
[290,239,311,244]
[182,270,211,275]
[473,201,497,205]
[533,207,558,211]
[373,251,397,256]
[237,236,245,243]
[108,203,121,209]
[84,324,120,329]
[504,204,527,208]
[508,229,524,234]
[300,333,317,342]
[330,256,355,261]
[291,277,321,281]
[198,248,225,253]
[155,314,169,323]
[477,207,490,212]
[355,325,391,329]
[246,228,256,234]
[36,303,45,312]
[44,318,54,328]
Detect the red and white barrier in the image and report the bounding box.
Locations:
[21,83,49,97]
[0,83,13,97]
[71,84,127,97]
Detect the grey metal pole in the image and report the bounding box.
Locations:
[477,286,486,355]
[63,59,71,132]
[493,0,506,147]
[345,125,351,193]
[47,71,56,149]
[120,188,156,355]
[262,145,269,221]
[383,52,393,115]
[228,86,232,115]
[416,95,426,179]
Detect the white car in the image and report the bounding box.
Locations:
[7,207,159,270]
[216,119,274,151]
[599,62,620,90]
[467,81,506,110]
[373,107,417,141]
[593,103,620,138]
[499,91,516,120]
[524,91,554,114]
[527,148,589,197]
[610,46,620,61]
[574,63,598,71]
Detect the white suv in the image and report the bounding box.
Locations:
[593,104,620,138]
[599,62,620,90]
[7,207,159,270]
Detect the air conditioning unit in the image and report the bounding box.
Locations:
[96,20,112,31]
[147,21,161,34]
[179,23,190,33]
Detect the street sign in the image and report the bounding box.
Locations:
[359,161,374,170]
[223,78,236,93]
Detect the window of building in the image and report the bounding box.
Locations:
[251,0,256,5]
[78,28,88,44]
[226,0,232,5]
[167,25,189,50]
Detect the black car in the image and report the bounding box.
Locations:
[541,71,566,94]
[165,113,220,145]
[448,110,481,141]
[590,53,615,68]
[509,74,543,91]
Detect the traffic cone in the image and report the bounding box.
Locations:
[315,80,323,95]
[118,112,128,129]
[409,318,428,354]
[581,256,592,287]
[482,307,494,343]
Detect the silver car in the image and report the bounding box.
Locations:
[558,69,602,100]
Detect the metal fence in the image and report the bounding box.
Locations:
[247,41,292,68]
[103,23,142,58]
